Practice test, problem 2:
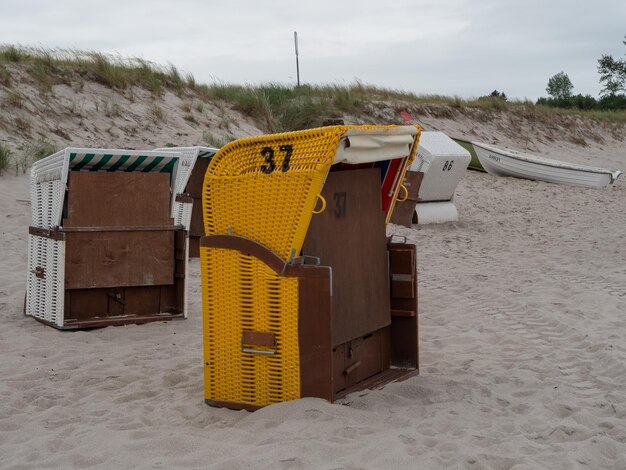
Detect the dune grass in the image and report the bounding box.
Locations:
[1,44,625,134]
[24,138,57,161]
[0,142,12,175]
[0,46,188,98]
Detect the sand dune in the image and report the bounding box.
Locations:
[1,138,625,468]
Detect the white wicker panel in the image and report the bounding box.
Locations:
[25,235,40,317]
[173,154,195,229]
[410,132,471,173]
[50,180,66,228]
[30,175,41,227]
[25,236,65,326]
[173,200,193,229]
[31,149,66,184]
[154,146,218,229]
[31,180,66,229]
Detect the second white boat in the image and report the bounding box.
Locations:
[472,141,622,189]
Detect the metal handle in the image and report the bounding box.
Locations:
[32,266,45,279]
[397,184,409,202]
[312,194,326,214]
[388,234,407,244]
[242,348,276,355]
[291,255,321,266]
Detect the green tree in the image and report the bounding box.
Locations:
[597,36,626,97]
[546,71,573,100]
[489,90,507,100]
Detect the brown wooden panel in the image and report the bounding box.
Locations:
[200,235,333,281]
[159,285,177,313]
[175,194,194,204]
[332,345,347,394]
[64,231,174,289]
[388,243,418,369]
[389,199,417,227]
[302,168,391,346]
[389,246,415,274]
[201,234,286,274]
[355,329,389,383]
[343,329,389,390]
[331,327,391,398]
[205,399,263,412]
[404,171,423,200]
[189,197,205,237]
[174,230,186,314]
[242,331,276,348]
[107,287,125,316]
[389,245,416,299]
[66,289,108,321]
[60,313,183,329]
[390,316,419,370]
[389,172,422,227]
[298,267,333,401]
[391,278,415,299]
[185,158,211,198]
[333,368,418,401]
[64,172,172,227]
[188,237,200,258]
[66,285,181,323]
[124,286,162,316]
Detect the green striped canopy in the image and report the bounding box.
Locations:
[197,149,218,159]
[69,152,178,173]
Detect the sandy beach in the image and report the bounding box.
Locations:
[1,134,625,469]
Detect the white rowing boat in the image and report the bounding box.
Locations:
[472,142,622,188]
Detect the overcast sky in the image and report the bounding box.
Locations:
[1,0,625,100]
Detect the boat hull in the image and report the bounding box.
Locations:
[473,143,621,189]
[452,138,485,172]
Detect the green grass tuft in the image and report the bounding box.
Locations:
[0,64,11,87]
[0,45,26,62]
[25,138,57,161]
[0,142,12,175]
[202,130,233,148]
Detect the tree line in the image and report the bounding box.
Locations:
[537,36,626,110]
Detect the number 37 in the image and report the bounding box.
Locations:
[261,145,293,174]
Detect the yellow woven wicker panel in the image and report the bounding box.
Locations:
[201,246,301,407]
[202,126,395,260]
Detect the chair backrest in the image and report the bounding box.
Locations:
[31,148,182,229]
[202,125,421,260]
[202,126,348,260]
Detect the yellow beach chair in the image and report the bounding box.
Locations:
[200,125,421,410]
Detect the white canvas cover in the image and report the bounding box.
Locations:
[333,126,417,165]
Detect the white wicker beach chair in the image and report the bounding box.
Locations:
[410,132,471,224]
[26,148,194,328]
